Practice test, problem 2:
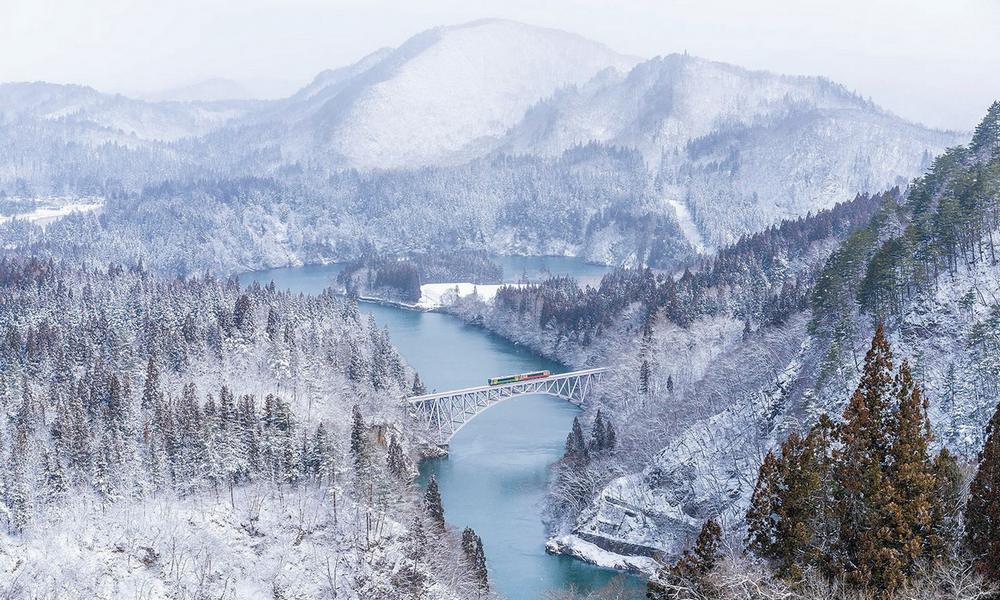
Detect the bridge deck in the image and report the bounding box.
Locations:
[407,367,608,403]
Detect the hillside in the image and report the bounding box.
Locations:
[560,103,1000,569]
[499,54,964,247]
[0,259,488,598]
[243,19,640,169]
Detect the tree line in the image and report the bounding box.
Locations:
[649,325,1000,598]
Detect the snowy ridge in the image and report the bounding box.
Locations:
[287,19,640,168]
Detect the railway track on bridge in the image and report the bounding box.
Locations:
[406,368,608,445]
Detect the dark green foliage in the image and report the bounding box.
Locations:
[928,448,962,563]
[639,359,651,395]
[965,398,1000,582]
[971,101,1000,160]
[495,192,880,346]
[818,107,1000,326]
[564,416,589,463]
[350,404,367,475]
[589,410,616,454]
[387,434,407,479]
[411,373,427,396]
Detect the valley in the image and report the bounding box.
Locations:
[1,10,999,600]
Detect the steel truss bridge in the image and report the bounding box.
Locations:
[406,368,607,445]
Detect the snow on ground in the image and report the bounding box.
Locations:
[416,282,521,310]
[546,534,659,574]
[0,199,103,227]
[0,484,465,600]
[663,191,708,254]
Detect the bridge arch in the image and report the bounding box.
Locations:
[406,368,607,445]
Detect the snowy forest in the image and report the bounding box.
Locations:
[0,258,491,598]
[1,11,998,600]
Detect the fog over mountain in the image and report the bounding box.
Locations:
[0,19,965,252]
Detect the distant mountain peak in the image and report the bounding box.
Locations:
[273,18,641,168]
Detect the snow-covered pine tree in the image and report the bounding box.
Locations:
[424,474,445,530]
[461,527,489,593]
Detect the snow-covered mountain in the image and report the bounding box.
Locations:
[262,19,640,168]
[497,54,965,247]
[0,81,256,142]
[0,19,970,265]
[512,105,1000,573]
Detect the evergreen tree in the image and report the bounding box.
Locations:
[745,416,837,581]
[648,519,722,600]
[265,307,279,342]
[387,434,407,479]
[590,410,607,452]
[887,361,935,576]
[3,430,30,532]
[424,475,445,530]
[308,422,334,484]
[966,398,1000,582]
[411,373,427,396]
[348,341,368,384]
[141,355,161,411]
[836,323,903,593]
[928,448,962,564]
[350,404,368,476]
[565,417,589,462]
[461,527,489,593]
[42,449,68,505]
[639,359,651,395]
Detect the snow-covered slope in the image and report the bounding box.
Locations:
[501,54,863,159]
[0,82,255,142]
[271,19,639,168]
[499,54,965,246]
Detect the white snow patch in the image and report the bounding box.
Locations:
[0,199,103,227]
[664,192,707,254]
[416,282,520,310]
[547,534,660,574]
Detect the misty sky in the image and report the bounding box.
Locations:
[2,0,998,131]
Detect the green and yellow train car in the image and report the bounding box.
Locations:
[487,370,551,386]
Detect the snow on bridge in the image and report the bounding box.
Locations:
[407,368,608,445]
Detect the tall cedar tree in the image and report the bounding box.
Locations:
[745,416,838,581]
[965,398,1000,582]
[647,518,722,600]
[746,325,957,595]
[887,361,936,576]
[836,323,904,593]
[350,404,367,476]
[387,434,407,479]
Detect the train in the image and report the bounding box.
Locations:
[487,370,551,386]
